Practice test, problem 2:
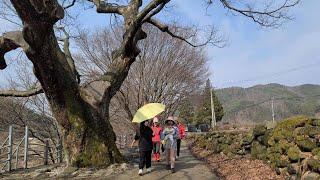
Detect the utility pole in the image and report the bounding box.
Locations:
[210,88,216,128]
[271,97,275,124]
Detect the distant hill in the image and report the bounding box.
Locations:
[215,84,320,123]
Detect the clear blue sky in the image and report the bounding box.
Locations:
[1,0,319,88]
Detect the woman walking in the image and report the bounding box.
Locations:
[161,116,178,173]
[175,119,186,159]
[131,120,153,176]
[151,117,162,162]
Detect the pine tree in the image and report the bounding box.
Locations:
[178,98,194,124]
[194,79,224,125]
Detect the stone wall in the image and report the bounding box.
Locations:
[190,116,320,179]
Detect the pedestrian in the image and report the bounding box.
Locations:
[151,117,162,162]
[131,120,153,176]
[161,116,178,173]
[175,119,186,159]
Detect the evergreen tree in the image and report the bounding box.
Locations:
[178,97,194,124]
[194,79,224,125]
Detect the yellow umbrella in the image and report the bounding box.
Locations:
[132,103,165,123]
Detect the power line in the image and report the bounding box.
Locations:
[218,61,320,87]
[225,94,320,114]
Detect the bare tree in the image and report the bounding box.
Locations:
[0,0,299,167]
[77,25,209,125]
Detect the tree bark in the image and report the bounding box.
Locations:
[6,0,123,167]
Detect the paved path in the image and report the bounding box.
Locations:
[107,142,219,180]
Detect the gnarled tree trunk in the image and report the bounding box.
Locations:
[2,0,125,167]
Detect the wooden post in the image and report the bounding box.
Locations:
[24,126,28,169]
[7,125,13,171]
[57,140,63,163]
[44,139,49,165]
[15,145,19,169]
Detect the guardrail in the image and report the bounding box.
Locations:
[0,126,62,173]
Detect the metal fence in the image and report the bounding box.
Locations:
[0,126,134,173]
[0,126,62,173]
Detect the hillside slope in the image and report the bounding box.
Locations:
[215,84,320,123]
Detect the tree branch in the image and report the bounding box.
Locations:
[136,0,170,23]
[142,1,169,22]
[0,31,29,70]
[56,26,80,83]
[147,19,225,47]
[88,0,126,15]
[216,0,300,27]
[0,86,43,97]
[64,0,76,9]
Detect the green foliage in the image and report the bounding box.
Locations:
[251,141,267,160]
[307,159,320,173]
[296,138,317,152]
[194,79,224,125]
[178,97,195,123]
[287,146,301,162]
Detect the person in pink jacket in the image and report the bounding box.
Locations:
[151,117,162,162]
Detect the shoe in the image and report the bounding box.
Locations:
[146,168,152,173]
[171,168,175,173]
[156,153,161,162]
[166,165,170,170]
[153,154,157,161]
[138,169,143,176]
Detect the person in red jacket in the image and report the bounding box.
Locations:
[151,117,162,162]
[176,120,186,159]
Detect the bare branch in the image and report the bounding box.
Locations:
[64,0,76,9]
[88,0,126,15]
[0,31,29,70]
[55,26,80,83]
[147,19,225,48]
[142,1,168,22]
[215,0,300,27]
[136,0,170,23]
[0,86,43,97]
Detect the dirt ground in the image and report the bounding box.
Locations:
[189,144,284,180]
[107,142,219,180]
[0,142,218,180]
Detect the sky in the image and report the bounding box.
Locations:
[0,0,320,89]
[173,0,320,88]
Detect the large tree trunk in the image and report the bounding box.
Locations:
[7,0,123,167]
[6,0,146,167]
[27,28,123,167]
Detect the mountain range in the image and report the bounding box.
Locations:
[215,83,320,123]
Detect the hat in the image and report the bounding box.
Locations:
[153,117,159,123]
[165,116,175,124]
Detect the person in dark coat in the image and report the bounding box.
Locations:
[131,120,153,176]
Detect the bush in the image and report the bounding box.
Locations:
[296,138,317,152]
[287,146,301,162]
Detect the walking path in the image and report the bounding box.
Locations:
[107,142,219,180]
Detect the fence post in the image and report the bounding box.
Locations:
[7,125,13,171]
[15,145,19,169]
[44,139,49,165]
[57,140,63,163]
[124,135,127,148]
[24,126,28,169]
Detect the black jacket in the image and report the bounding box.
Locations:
[135,122,153,151]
